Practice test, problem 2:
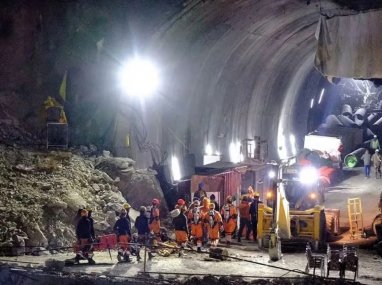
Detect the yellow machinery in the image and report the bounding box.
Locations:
[258,203,326,249]
[259,161,328,252]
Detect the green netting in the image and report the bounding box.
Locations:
[345,154,358,168]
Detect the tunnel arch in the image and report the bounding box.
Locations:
[146,0,340,166]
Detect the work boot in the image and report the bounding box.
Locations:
[197,247,201,253]
[124,254,132,262]
[87,258,96,265]
[237,238,241,243]
[226,241,231,248]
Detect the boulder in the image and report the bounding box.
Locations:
[119,169,168,216]
[25,223,48,247]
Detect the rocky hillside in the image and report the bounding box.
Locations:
[0,144,166,254]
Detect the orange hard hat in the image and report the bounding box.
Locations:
[177,199,185,206]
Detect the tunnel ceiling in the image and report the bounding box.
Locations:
[148,0,346,164]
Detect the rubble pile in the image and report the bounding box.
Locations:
[0,144,134,253]
[0,120,41,146]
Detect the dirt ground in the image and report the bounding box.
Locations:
[1,240,381,285]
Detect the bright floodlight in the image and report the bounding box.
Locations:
[119,57,159,97]
[299,166,318,184]
[268,170,276,179]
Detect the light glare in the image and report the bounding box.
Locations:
[299,166,318,184]
[318,89,325,104]
[171,155,181,181]
[205,144,213,155]
[119,57,159,97]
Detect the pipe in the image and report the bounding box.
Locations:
[344,148,365,168]
[341,104,352,118]
[337,115,356,127]
[368,113,382,125]
[325,115,343,128]
[374,116,382,126]
[354,108,366,126]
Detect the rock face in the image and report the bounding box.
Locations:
[0,145,128,251]
[95,156,168,216]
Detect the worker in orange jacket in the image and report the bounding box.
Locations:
[173,205,189,257]
[149,198,161,240]
[205,203,222,248]
[237,196,251,242]
[221,196,237,247]
[200,197,210,246]
[188,199,203,252]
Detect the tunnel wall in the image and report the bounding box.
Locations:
[147,0,339,165]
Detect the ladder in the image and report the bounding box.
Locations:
[347,198,364,239]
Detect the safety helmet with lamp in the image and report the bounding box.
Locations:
[123,203,131,209]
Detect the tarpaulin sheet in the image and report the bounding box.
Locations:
[314,10,382,79]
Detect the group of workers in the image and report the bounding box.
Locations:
[74,199,161,264]
[171,183,262,256]
[74,183,262,263]
[361,135,382,178]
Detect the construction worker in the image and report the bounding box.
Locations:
[200,197,210,246]
[247,186,255,202]
[210,194,220,211]
[205,203,223,248]
[149,199,161,240]
[86,206,95,241]
[372,149,382,179]
[172,204,189,257]
[249,192,262,243]
[114,208,132,262]
[194,182,207,200]
[237,196,251,242]
[221,196,238,247]
[370,135,380,153]
[135,206,150,243]
[75,209,95,264]
[176,198,186,209]
[188,199,203,252]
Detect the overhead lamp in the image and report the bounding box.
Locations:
[119,57,160,98]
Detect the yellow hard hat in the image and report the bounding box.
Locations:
[85,205,92,211]
[254,192,260,197]
[124,203,131,209]
[209,203,215,209]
